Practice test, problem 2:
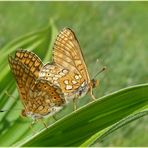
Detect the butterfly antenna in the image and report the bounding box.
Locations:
[93,66,107,79]
[92,59,99,77]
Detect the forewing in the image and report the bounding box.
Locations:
[15,50,43,78]
[8,56,37,104]
[53,28,90,83]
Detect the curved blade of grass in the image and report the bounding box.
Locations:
[17,84,148,147]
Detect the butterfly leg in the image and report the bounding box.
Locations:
[90,87,96,101]
[29,119,37,134]
[73,97,78,111]
[39,118,48,129]
[52,115,58,121]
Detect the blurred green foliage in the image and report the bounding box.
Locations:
[0,2,147,146]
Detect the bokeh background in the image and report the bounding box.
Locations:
[0,2,147,146]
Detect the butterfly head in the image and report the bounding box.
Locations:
[91,66,106,88]
[91,79,99,88]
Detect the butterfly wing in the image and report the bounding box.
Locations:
[15,50,43,78]
[9,53,64,118]
[52,28,90,83]
[20,78,65,118]
[38,28,91,101]
[8,55,36,105]
[28,79,65,117]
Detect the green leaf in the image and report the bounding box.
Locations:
[18,84,148,147]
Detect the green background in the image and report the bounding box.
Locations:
[0,2,147,146]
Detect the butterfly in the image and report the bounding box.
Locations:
[39,28,98,106]
[8,50,65,120]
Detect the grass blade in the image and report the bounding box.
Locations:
[18,84,148,146]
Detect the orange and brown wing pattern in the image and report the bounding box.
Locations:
[9,52,65,118]
[39,64,84,94]
[52,28,90,84]
[24,79,65,117]
[39,28,91,101]
[8,56,36,104]
[15,50,43,78]
[34,79,64,105]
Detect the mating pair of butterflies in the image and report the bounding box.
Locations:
[9,28,98,120]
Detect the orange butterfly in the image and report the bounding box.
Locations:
[39,28,99,107]
[8,50,65,119]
